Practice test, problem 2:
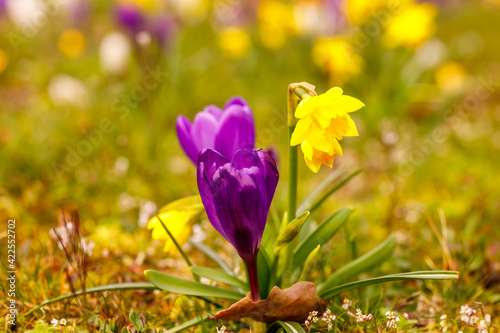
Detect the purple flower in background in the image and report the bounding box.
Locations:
[150,14,176,47]
[176,97,255,164]
[197,148,279,301]
[115,2,145,35]
[68,0,92,28]
[0,0,6,16]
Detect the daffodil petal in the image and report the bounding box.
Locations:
[344,115,359,137]
[290,116,312,146]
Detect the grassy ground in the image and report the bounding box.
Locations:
[1,0,499,331]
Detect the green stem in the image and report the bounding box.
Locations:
[282,83,316,287]
[287,128,298,222]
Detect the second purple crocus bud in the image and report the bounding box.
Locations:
[176,97,256,164]
[197,148,279,301]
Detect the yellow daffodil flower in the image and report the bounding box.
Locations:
[290,87,364,173]
[148,195,204,254]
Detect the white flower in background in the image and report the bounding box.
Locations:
[6,0,44,28]
[80,238,94,256]
[99,32,131,75]
[48,74,89,107]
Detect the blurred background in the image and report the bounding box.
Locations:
[0,0,500,328]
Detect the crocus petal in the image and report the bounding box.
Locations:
[196,148,279,261]
[224,96,248,109]
[214,105,255,159]
[203,105,223,120]
[211,166,263,258]
[253,150,279,214]
[176,96,256,163]
[191,112,219,153]
[197,149,231,240]
[176,115,198,163]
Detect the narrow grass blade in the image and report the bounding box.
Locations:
[267,321,307,333]
[297,165,349,214]
[190,266,248,290]
[258,248,272,300]
[293,207,352,267]
[318,235,396,294]
[164,313,213,333]
[319,271,460,299]
[307,169,362,215]
[25,283,158,316]
[145,270,244,300]
[156,215,198,282]
[188,239,235,276]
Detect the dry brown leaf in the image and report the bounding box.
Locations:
[209,281,327,323]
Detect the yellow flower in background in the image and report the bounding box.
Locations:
[291,88,364,173]
[58,29,86,58]
[148,196,204,254]
[383,2,437,49]
[345,0,387,25]
[0,49,8,74]
[258,0,297,50]
[312,37,363,84]
[435,62,467,92]
[218,27,252,59]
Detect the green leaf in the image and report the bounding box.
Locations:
[293,207,352,267]
[164,313,212,333]
[302,169,361,215]
[188,239,235,276]
[319,271,460,299]
[26,282,159,316]
[258,248,272,299]
[297,165,349,214]
[318,235,396,294]
[145,269,244,300]
[267,321,307,333]
[275,211,310,253]
[190,266,248,290]
[129,310,144,331]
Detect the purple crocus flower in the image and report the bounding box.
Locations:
[176,97,255,164]
[197,148,279,301]
[115,2,145,35]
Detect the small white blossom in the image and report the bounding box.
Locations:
[386,311,400,329]
[355,309,373,323]
[478,320,488,333]
[342,298,352,310]
[321,309,336,331]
